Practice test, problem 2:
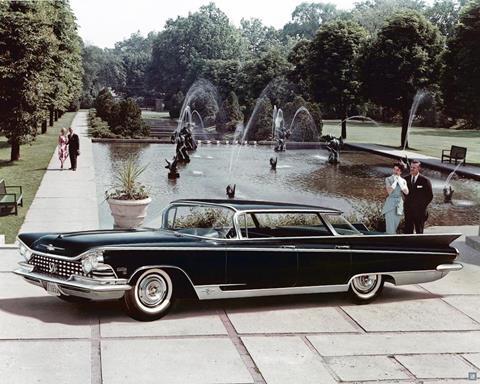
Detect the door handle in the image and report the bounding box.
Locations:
[281,245,296,249]
[335,245,350,249]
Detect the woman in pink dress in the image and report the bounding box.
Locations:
[58,128,69,170]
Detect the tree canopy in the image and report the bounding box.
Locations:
[361,10,445,147]
[0,0,82,160]
[442,0,480,127]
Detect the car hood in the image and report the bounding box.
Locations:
[18,229,199,257]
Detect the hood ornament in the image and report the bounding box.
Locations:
[42,244,64,252]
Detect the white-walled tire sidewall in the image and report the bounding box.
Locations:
[350,274,384,302]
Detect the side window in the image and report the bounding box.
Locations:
[164,205,235,238]
[241,212,331,238]
[324,214,360,236]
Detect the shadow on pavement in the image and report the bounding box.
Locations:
[0,284,441,324]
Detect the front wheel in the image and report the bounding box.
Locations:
[123,269,174,321]
[349,274,384,304]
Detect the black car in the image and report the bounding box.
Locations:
[14,199,462,321]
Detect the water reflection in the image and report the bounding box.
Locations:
[93,143,480,229]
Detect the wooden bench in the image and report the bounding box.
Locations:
[441,145,467,165]
[0,179,23,215]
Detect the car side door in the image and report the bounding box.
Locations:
[225,213,297,289]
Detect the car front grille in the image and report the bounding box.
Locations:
[29,254,87,279]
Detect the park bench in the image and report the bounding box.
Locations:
[0,179,23,216]
[441,145,467,165]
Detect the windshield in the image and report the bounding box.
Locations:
[161,204,236,239]
[323,214,361,236]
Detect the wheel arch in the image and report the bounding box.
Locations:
[128,265,197,299]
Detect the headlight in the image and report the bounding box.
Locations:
[17,240,32,261]
[81,250,104,274]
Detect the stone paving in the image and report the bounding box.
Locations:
[20,111,99,233]
[2,111,480,382]
[1,242,480,383]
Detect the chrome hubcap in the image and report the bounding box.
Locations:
[353,275,377,293]
[138,275,167,307]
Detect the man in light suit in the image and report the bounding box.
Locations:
[404,160,433,234]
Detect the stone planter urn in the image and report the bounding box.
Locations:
[107,197,152,229]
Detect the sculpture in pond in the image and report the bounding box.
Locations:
[270,157,277,170]
[273,108,291,152]
[174,133,190,163]
[327,137,343,164]
[171,106,198,163]
[226,184,236,199]
[165,156,180,179]
[443,185,454,203]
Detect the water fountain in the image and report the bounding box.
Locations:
[273,108,290,152]
[443,161,464,203]
[402,90,428,152]
[291,107,318,139]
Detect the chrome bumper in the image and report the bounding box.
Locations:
[13,262,131,300]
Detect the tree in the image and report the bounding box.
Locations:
[238,48,292,113]
[216,91,244,132]
[198,59,242,98]
[113,31,156,97]
[147,3,244,96]
[0,1,55,160]
[43,0,83,127]
[94,88,115,122]
[117,98,149,137]
[240,18,281,56]
[287,39,312,99]
[246,97,273,141]
[442,0,480,127]
[305,20,368,138]
[361,10,445,147]
[351,0,427,35]
[282,2,343,40]
[425,0,467,38]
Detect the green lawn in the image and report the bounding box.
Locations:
[322,120,480,165]
[0,112,76,243]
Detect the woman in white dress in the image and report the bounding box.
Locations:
[382,162,409,234]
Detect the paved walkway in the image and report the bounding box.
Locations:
[20,111,99,233]
[1,236,479,383]
[347,143,480,180]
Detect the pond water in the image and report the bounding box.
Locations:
[93,143,480,229]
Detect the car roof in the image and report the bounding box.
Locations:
[170,199,342,214]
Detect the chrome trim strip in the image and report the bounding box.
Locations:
[195,283,349,300]
[96,246,456,257]
[13,265,131,297]
[194,266,463,300]
[18,241,458,262]
[128,265,196,288]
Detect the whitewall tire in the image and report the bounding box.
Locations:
[349,274,384,303]
[123,269,174,321]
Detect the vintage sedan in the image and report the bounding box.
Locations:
[14,199,462,321]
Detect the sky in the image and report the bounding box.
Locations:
[70,0,357,48]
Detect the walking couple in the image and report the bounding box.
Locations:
[58,127,80,171]
[382,160,433,234]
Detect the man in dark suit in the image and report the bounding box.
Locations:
[68,127,80,171]
[404,160,433,234]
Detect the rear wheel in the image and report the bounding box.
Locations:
[349,274,384,303]
[123,269,174,321]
